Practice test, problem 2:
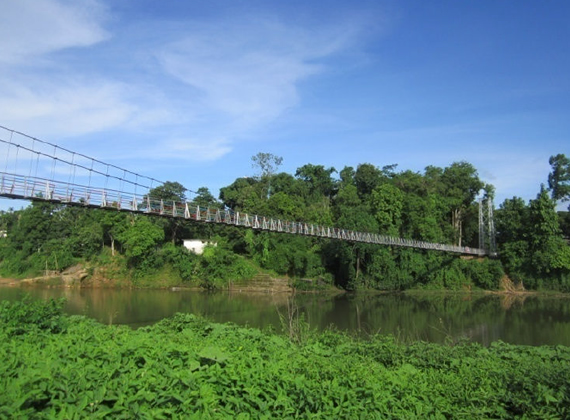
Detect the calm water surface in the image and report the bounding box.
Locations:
[1,285,569,346]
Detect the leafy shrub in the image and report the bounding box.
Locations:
[156,243,200,282]
[460,258,504,290]
[0,297,67,336]
[199,246,257,289]
[1,307,570,418]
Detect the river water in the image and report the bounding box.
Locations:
[1,285,569,346]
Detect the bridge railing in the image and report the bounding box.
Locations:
[0,171,488,256]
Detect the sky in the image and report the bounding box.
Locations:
[0,0,569,210]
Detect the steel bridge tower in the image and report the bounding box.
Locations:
[478,198,497,257]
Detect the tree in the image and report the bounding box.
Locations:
[219,177,267,214]
[194,187,218,208]
[251,152,283,180]
[527,186,570,276]
[496,197,528,245]
[371,183,404,236]
[495,197,530,277]
[100,210,130,256]
[8,201,67,255]
[269,173,306,197]
[64,209,104,258]
[354,163,382,199]
[339,166,355,187]
[440,162,484,246]
[548,154,570,203]
[266,192,301,220]
[148,181,186,203]
[119,217,165,267]
[143,181,187,243]
[251,152,284,199]
[295,164,337,199]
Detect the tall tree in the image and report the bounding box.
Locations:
[148,181,186,203]
[354,163,383,199]
[193,187,218,208]
[118,217,165,267]
[145,181,187,243]
[495,197,530,278]
[251,152,283,199]
[99,210,130,256]
[251,152,283,180]
[219,177,267,214]
[440,162,484,246]
[371,183,404,236]
[527,186,570,275]
[339,166,355,187]
[548,154,570,204]
[295,164,337,199]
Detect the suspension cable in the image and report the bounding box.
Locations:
[0,124,164,190]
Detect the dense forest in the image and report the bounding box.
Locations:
[1,153,569,291]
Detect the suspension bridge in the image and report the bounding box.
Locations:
[0,125,496,256]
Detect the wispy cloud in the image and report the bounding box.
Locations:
[0,0,127,137]
[106,137,233,163]
[156,17,355,131]
[0,1,362,163]
[0,76,135,137]
[0,0,109,65]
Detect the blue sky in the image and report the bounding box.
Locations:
[1,0,568,210]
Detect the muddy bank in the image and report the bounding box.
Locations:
[1,267,299,294]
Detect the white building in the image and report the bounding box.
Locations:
[182,239,216,255]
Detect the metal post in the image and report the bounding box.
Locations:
[487,199,497,256]
[478,198,485,251]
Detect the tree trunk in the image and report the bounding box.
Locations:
[355,247,361,280]
[108,233,115,256]
[452,208,463,246]
[458,218,462,247]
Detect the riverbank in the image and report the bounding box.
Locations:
[1,298,569,418]
[0,263,343,294]
[0,265,562,298]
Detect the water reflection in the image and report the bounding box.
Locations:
[1,285,569,346]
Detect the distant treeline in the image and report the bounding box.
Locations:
[0,153,569,291]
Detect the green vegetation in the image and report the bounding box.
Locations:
[1,298,569,418]
[0,154,569,291]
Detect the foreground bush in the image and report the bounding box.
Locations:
[1,299,569,419]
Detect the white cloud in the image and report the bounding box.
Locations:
[0,0,109,65]
[0,76,135,138]
[0,2,364,166]
[157,18,353,130]
[158,138,232,161]
[0,0,124,139]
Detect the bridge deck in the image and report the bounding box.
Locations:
[0,172,487,256]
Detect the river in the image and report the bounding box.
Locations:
[1,285,569,346]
